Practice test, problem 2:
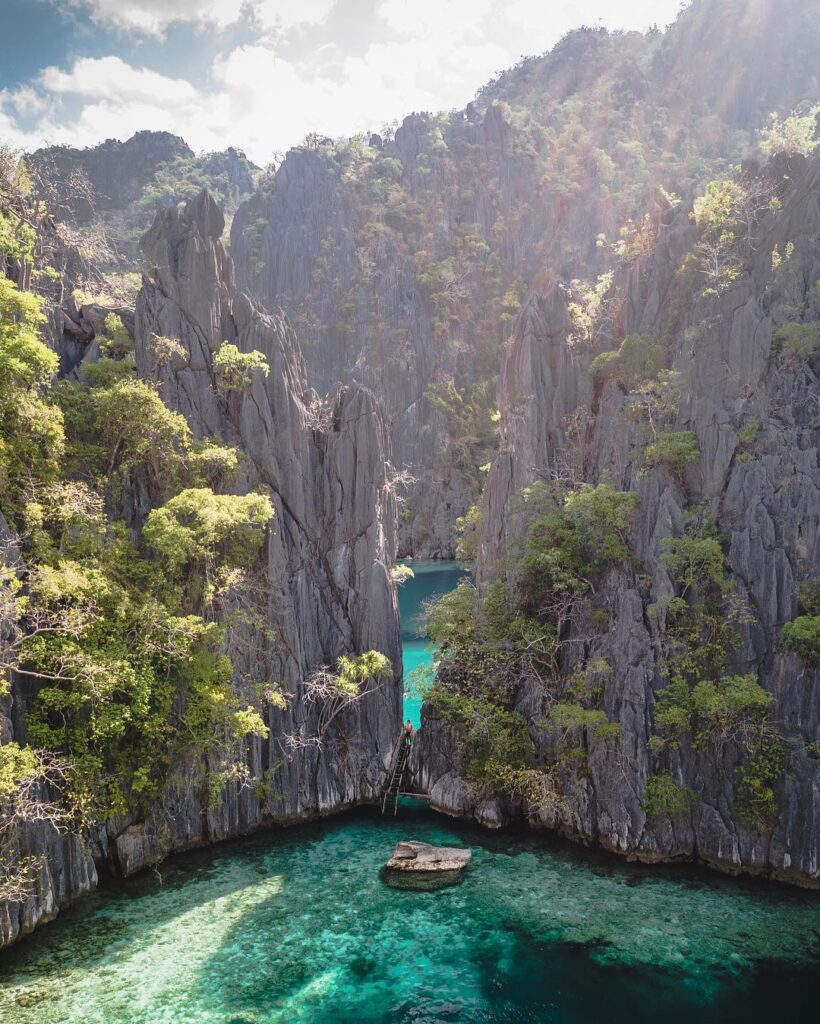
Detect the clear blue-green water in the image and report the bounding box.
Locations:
[399,560,466,728]
[1,804,818,1023]
[2,560,818,1020]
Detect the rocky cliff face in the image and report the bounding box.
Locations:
[414,152,820,886]
[30,131,195,222]
[0,191,402,946]
[230,0,818,558]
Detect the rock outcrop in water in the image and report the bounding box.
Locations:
[385,840,471,872]
[414,152,820,886]
[0,191,402,946]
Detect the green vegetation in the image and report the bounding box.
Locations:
[773,321,820,361]
[758,105,819,157]
[335,650,392,696]
[796,580,820,615]
[0,278,63,513]
[544,702,620,739]
[642,431,700,481]
[649,512,785,828]
[520,483,638,600]
[735,417,759,461]
[424,481,633,804]
[136,152,257,223]
[454,503,482,562]
[690,170,778,295]
[426,684,553,805]
[0,275,275,835]
[212,342,270,393]
[0,743,38,800]
[143,488,272,597]
[590,334,665,392]
[303,651,394,739]
[390,564,415,585]
[781,616,820,668]
[643,772,698,821]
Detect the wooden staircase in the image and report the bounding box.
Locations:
[380,731,433,815]
[380,734,411,815]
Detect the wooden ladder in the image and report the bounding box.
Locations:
[381,734,410,815]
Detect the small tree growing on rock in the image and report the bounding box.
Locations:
[212,342,269,394]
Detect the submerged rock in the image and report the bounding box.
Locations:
[385,841,471,872]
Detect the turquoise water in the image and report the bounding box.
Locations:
[1,804,818,1022]
[399,560,466,727]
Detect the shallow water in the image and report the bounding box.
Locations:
[1,803,818,1023]
[398,560,466,727]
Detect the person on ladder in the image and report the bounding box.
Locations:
[404,720,413,747]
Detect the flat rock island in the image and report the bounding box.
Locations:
[385,841,472,873]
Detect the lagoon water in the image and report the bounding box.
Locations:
[1,803,818,1023]
[398,560,466,728]
[2,560,818,1022]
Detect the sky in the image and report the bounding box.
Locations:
[0,0,686,164]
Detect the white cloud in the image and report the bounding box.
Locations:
[41,57,197,106]
[9,1,685,162]
[61,0,246,36]
[378,0,496,37]
[61,0,336,36]
[7,87,51,118]
[253,0,336,32]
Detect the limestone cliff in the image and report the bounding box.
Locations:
[414,153,820,886]
[0,191,401,946]
[230,0,818,558]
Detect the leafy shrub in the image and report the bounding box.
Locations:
[212,342,270,393]
[616,334,665,389]
[653,676,694,743]
[425,579,477,658]
[0,743,38,800]
[589,334,664,391]
[0,279,63,511]
[692,674,773,746]
[143,487,273,584]
[96,314,132,358]
[543,702,621,743]
[642,431,700,479]
[758,105,820,157]
[735,733,786,830]
[660,532,726,595]
[643,772,698,821]
[796,580,820,616]
[736,418,759,447]
[92,379,191,479]
[186,439,240,489]
[429,685,537,790]
[589,349,620,386]
[390,564,415,585]
[151,334,188,366]
[773,321,820,361]
[781,615,820,667]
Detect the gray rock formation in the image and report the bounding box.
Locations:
[230,0,818,558]
[385,840,471,871]
[0,191,402,946]
[415,153,820,887]
[30,131,194,221]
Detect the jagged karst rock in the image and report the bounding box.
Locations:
[0,190,402,946]
[416,152,820,887]
[230,0,818,558]
[133,189,403,840]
